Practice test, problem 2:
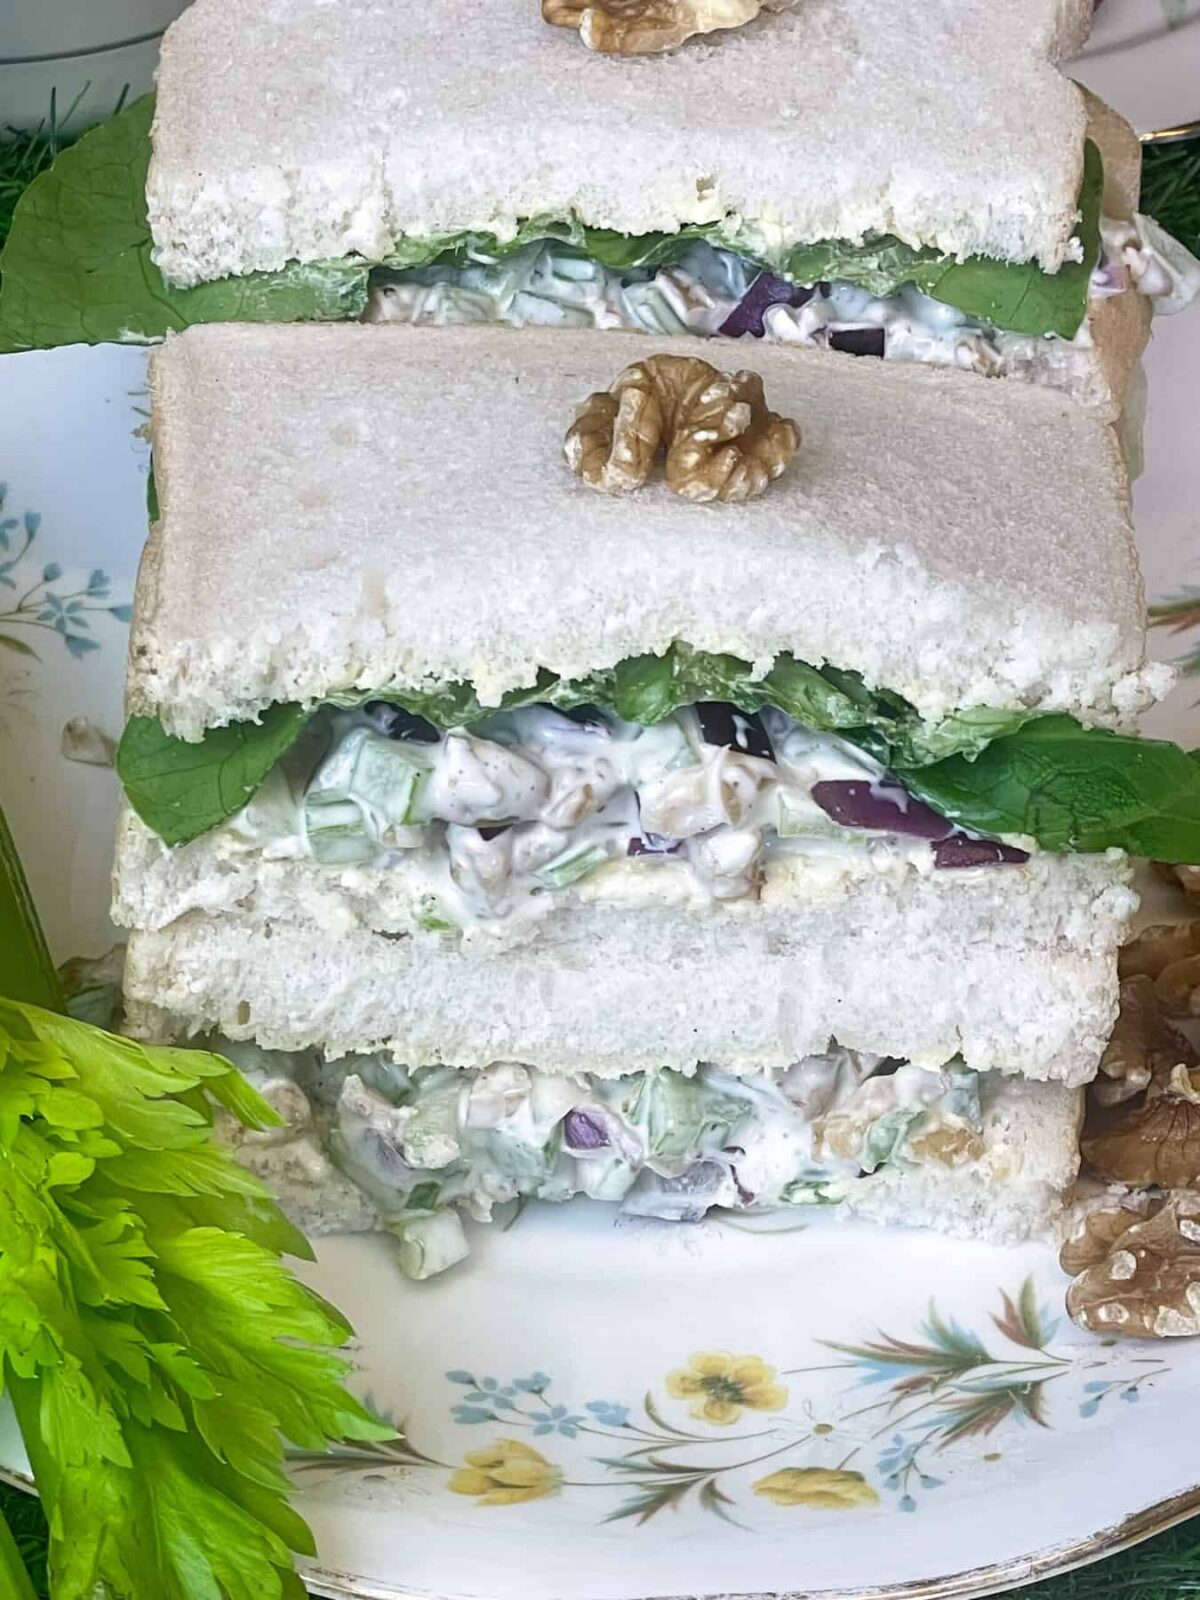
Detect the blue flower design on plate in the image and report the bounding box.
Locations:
[0,484,131,664]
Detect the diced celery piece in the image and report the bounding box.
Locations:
[304,798,375,864]
[550,254,602,283]
[535,841,610,889]
[780,1178,846,1206]
[307,727,431,831]
[861,1107,925,1174]
[511,291,591,327]
[402,1082,464,1168]
[307,727,366,803]
[941,1063,982,1124]
[774,791,841,839]
[403,768,433,825]
[349,732,430,826]
[406,1180,442,1212]
[417,901,458,933]
[626,1073,748,1168]
[390,1209,469,1280]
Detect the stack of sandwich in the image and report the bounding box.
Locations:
[105,0,1200,1279]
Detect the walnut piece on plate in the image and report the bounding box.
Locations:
[544,0,791,55]
[1119,920,1200,983]
[1154,862,1200,905]
[1119,921,1200,1019]
[564,353,799,503]
[1081,974,1200,1185]
[1082,1067,1200,1189]
[1090,973,1198,1109]
[1062,1194,1200,1338]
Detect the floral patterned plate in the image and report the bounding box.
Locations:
[2,301,1200,1598]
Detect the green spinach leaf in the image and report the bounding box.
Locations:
[897,715,1200,862]
[119,645,1200,865]
[780,142,1102,339]
[0,97,369,354]
[110,644,1049,847]
[117,702,310,847]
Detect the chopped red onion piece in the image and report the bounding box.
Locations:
[363,701,440,742]
[719,274,814,339]
[828,326,886,358]
[628,833,683,857]
[811,780,954,839]
[695,702,773,759]
[933,837,1029,869]
[564,1109,610,1150]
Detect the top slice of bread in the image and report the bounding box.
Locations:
[133,323,1155,740]
[147,0,1092,288]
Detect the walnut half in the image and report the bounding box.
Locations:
[1062,1194,1200,1338]
[1119,920,1200,1019]
[564,353,799,504]
[1092,973,1197,1108]
[544,0,790,55]
[1081,976,1200,1186]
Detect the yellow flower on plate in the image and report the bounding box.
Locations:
[753,1467,880,1510]
[448,1438,563,1506]
[664,1351,788,1426]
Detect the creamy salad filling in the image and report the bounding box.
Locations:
[369,227,1200,376]
[220,1042,987,1279]
[224,701,1028,931]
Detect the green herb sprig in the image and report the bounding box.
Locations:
[0,997,393,1600]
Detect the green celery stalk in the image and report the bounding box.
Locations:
[0,806,61,1012]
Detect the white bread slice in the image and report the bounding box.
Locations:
[115,815,1137,1084]
[134,323,1161,742]
[147,0,1092,289]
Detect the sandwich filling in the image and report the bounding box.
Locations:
[218,1041,992,1279]
[369,221,1200,381]
[117,625,1200,870]
[214,700,1028,933]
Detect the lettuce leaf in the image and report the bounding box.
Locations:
[116,643,1001,845]
[0,97,369,355]
[117,646,1200,860]
[118,702,310,848]
[0,95,1102,350]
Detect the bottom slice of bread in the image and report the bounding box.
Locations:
[119,841,1136,1085]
